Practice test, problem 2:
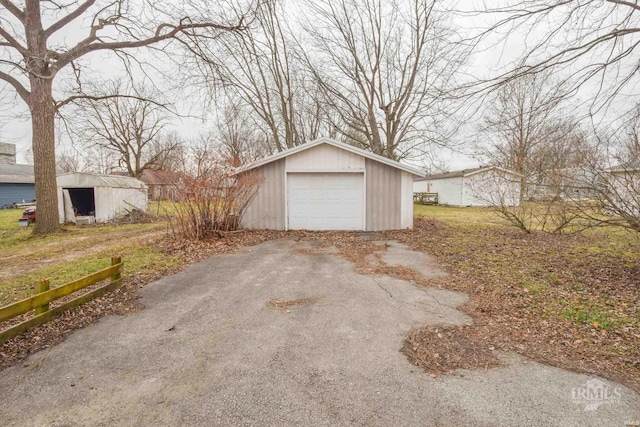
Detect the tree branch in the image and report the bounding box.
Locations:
[44,0,97,38]
[0,70,30,102]
[56,19,244,70]
[0,0,25,22]
[55,93,170,110]
[0,26,29,55]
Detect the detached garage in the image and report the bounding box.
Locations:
[236,137,424,231]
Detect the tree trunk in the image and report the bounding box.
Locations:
[29,77,60,234]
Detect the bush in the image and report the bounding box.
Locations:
[169,169,261,240]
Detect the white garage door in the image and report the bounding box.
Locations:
[288,173,364,230]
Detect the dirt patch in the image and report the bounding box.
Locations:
[402,325,503,374]
[267,297,319,311]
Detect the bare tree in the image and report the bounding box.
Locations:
[56,148,84,174]
[465,1,640,115]
[216,100,270,167]
[481,73,574,203]
[144,131,187,173]
[209,0,331,152]
[566,111,640,232]
[302,0,466,160]
[73,84,180,177]
[0,1,244,233]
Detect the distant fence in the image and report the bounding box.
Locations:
[414,192,439,205]
[0,256,123,344]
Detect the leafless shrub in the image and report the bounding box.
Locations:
[170,169,262,240]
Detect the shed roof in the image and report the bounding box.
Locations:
[56,172,147,189]
[234,137,426,177]
[417,166,520,181]
[0,163,34,183]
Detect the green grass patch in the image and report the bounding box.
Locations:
[0,242,182,306]
[413,203,504,225]
[563,308,614,330]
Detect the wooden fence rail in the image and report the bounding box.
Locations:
[0,256,123,344]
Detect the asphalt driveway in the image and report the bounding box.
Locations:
[0,238,638,426]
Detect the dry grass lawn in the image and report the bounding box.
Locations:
[396,204,640,391]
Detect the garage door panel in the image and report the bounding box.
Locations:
[288,173,364,230]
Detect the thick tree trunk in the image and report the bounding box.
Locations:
[30,77,60,234]
[24,0,60,234]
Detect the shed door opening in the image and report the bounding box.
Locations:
[287,173,364,231]
[66,188,95,216]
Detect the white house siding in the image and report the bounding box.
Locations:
[286,143,364,171]
[366,158,401,231]
[413,180,431,193]
[241,159,286,230]
[430,177,464,206]
[400,172,414,228]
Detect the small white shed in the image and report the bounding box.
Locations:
[236,137,425,231]
[414,166,521,207]
[57,172,148,224]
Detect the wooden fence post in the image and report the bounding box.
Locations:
[35,279,50,315]
[111,256,122,283]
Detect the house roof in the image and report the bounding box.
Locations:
[417,166,520,181]
[0,163,34,183]
[234,137,426,177]
[56,172,147,189]
[139,169,181,186]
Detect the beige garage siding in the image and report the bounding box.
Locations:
[366,158,401,231]
[242,159,286,230]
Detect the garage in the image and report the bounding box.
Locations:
[288,172,364,230]
[236,137,424,231]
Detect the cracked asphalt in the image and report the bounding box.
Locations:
[0,238,638,426]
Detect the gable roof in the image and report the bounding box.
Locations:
[417,166,520,181]
[234,137,425,176]
[139,169,181,185]
[0,163,34,184]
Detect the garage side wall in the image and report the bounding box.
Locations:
[365,158,401,231]
[95,187,148,222]
[400,172,414,229]
[241,159,286,230]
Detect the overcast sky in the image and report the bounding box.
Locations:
[0,1,627,170]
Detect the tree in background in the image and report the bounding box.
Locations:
[216,100,270,167]
[0,0,245,234]
[469,1,640,116]
[302,0,466,160]
[207,0,313,152]
[72,84,180,178]
[481,73,581,202]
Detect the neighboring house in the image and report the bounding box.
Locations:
[414,166,521,207]
[606,166,640,216]
[138,169,181,201]
[57,172,148,223]
[0,142,35,207]
[235,137,425,231]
